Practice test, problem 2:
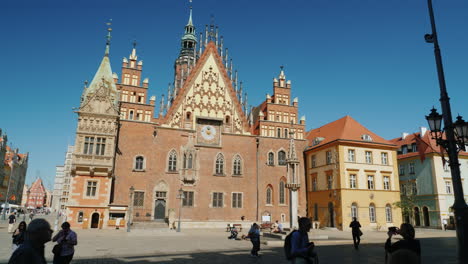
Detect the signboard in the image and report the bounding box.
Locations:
[262,215,271,222]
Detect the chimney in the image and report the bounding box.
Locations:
[402,132,409,139]
[149,95,156,106]
[420,127,427,137]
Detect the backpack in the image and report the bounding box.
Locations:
[284,230,298,260]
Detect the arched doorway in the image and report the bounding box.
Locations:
[154,200,166,221]
[91,213,100,228]
[328,202,335,227]
[414,207,421,226]
[423,206,430,227]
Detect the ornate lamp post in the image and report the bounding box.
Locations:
[127,186,135,232]
[176,188,185,232]
[424,1,468,262]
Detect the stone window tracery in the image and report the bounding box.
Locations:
[215,153,225,175]
[278,150,286,165]
[233,155,242,176]
[168,150,178,172]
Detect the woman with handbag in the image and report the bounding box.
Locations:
[52,222,77,264]
[349,217,362,250]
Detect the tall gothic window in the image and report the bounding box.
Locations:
[135,156,144,170]
[233,155,242,175]
[351,203,358,219]
[279,181,286,204]
[369,203,376,223]
[266,187,272,205]
[386,204,392,223]
[278,150,286,165]
[215,153,225,175]
[268,152,274,166]
[168,150,177,172]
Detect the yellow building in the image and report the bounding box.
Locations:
[305,116,402,231]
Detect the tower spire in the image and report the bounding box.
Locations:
[105,19,112,56]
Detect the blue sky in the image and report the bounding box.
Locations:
[1,0,467,189]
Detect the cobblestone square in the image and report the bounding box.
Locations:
[0,216,459,264]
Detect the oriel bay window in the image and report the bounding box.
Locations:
[83,136,106,155]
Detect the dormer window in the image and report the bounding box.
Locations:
[361,134,373,141]
[312,137,324,146]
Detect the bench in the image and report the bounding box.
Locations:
[226,224,243,232]
[260,222,273,232]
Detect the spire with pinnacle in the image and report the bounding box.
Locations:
[179,5,197,57]
[105,20,112,56]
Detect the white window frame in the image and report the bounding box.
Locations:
[383,176,390,190]
[349,174,357,189]
[367,175,374,190]
[369,204,376,223]
[381,152,388,165]
[385,205,392,223]
[348,149,355,162]
[365,151,373,164]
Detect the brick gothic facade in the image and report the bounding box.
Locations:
[67,10,307,229]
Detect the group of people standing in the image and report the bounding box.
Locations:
[7,218,78,264]
[349,217,421,264]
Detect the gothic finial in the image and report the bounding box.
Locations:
[238,81,243,98]
[279,65,286,79]
[229,59,233,79]
[234,70,238,91]
[215,26,219,46]
[160,94,165,115]
[224,48,229,68]
[219,36,224,57]
[105,19,112,56]
[199,32,203,55]
[204,25,208,47]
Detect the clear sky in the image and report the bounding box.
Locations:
[1,0,467,189]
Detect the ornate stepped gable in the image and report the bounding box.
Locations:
[162,42,250,134]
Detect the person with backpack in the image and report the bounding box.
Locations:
[52,222,77,264]
[349,217,362,250]
[12,221,27,252]
[285,217,317,264]
[248,223,260,257]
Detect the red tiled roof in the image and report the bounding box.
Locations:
[390,131,468,159]
[305,115,396,150]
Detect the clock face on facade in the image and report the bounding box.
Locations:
[201,125,217,141]
[197,118,222,146]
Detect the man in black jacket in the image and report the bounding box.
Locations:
[8,219,53,264]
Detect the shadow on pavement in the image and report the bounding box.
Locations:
[1,237,456,264]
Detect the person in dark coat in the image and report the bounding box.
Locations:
[349,217,362,250]
[385,223,421,264]
[8,219,52,264]
[11,221,27,252]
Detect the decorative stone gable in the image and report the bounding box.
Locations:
[165,44,249,135]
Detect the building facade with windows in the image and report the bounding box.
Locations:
[390,127,468,229]
[66,8,307,229]
[305,116,402,231]
[26,178,47,209]
[0,130,29,207]
[52,145,75,213]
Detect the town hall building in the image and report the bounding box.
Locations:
[66,7,307,229]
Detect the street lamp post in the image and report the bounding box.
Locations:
[424,1,468,262]
[127,186,135,232]
[177,188,184,232]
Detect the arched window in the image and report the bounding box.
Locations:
[168,150,177,172]
[284,128,288,138]
[225,115,230,124]
[135,156,144,170]
[278,150,286,165]
[277,128,281,138]
[186,112,191,120]
[233,155,242,175]
[266,187,272,205]
[386,204,392,223]
[215,153,224,175]
[129,110,134,120]
[369,203,376,223]
[351,203,358,219]
[279,181,286,204]
[268,152,274,166]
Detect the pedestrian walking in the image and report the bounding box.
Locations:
[287,217,317,264]
[442,218,448,231]
[8,212,17,233]
[248,223,260,257]
[8,218,53,264]
[385,223,421,264]
[349,217,362,250]
[12,221,27,252]
[52,222,77,264]
[29,212,34,222]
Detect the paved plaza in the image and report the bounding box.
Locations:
[0,215,459,264]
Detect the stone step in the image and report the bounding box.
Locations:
[132,221,168,229]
